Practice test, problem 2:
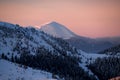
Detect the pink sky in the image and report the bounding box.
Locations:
[0,0,120,38]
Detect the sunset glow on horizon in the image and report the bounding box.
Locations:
[0,0,120,38]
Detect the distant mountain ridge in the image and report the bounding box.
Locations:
[99,44,120,55]
[40,21,120,53]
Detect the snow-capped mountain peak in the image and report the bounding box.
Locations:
[40,21,76,39]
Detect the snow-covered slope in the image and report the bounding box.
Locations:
[1,21,116,80]
[0,21,100,80]
[40,21,76,39]
[0,59,58,80]
[0,21,78,59]
[0,21,84,80]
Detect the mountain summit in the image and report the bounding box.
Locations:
[40,21,76,39]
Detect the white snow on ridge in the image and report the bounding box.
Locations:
[0,59,58,80]
[40,21,76,39]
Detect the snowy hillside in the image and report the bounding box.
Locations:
[0,21,97,80]
[40,21,76,39]
[0,21,78,59]
[0,59,58,80]
[1,21,119,80]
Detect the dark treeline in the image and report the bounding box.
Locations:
[88,57,120,80]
